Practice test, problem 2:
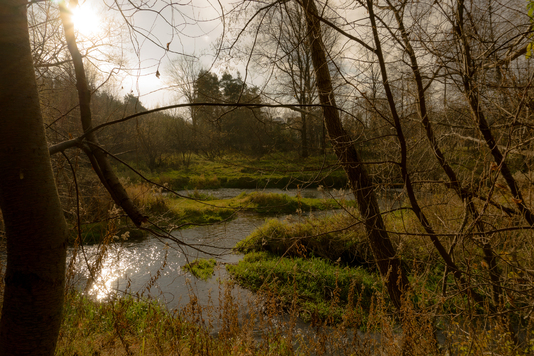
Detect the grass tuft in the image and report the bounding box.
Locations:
[235,212,370,267]
[227,251,378,325]
[183,258,217,281]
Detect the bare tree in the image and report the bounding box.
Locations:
[296,0,410,309]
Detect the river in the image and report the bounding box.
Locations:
[69,204,331,339]
[0,187,405,342]
[69,212,271,309]
[70,187,405,308]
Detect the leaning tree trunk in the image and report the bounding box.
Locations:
[0,0,67,354]
[297,0,409,309]
[59,3,146,227]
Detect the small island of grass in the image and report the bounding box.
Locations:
[183,258,217,281]
[227,211,384,325]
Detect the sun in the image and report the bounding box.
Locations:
[71,1,101,37]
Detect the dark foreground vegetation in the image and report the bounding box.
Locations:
[228,199,534,353]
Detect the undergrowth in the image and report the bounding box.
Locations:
[55,282,534,355]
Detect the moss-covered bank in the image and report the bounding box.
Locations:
[226,251,378,324]
[69,190,351,245]
[228,211,384,325]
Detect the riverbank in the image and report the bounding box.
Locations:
[72,188,352,244]
[57,286,384,355]
[224,205,534,354]
[41,154,534,354]
[227,211,382,326]
[116,154,349,191]
[35,192,534,354]
[56,279,534,355]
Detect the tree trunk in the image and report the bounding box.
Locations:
[300,111,309,158]
[454,0,534,226]
[297,0,409,309]
[59,3,146,227]
[0,0,67,354]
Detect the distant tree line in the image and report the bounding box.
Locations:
[38,68,333,174]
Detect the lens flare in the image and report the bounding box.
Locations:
[71,2,101,36]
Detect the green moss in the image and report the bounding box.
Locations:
[226,251,378,325]
[235,212,370,267]
[183,258,217,281]
[133,154,348,190]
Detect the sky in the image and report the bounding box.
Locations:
[78,0,226,108]
[69,0,370,110]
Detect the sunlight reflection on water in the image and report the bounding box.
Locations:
[69,213,271,308]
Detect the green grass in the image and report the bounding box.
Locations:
[73,222,108,245]
[161,191,351,228]
[183,258,217,281]
[164,197,234,226]
[66,189,349,245]
[56,288,304,355]
[227,201,380,327]
[226,251,378,325]
[57,292,178,355]
[238,191,353,213]
[234,211,369,267]
[117,153,348,190]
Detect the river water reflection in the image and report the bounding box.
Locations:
[0,188,407,345]
[69,210,327,336]
[70,212,274,309]
[71,188,405,308]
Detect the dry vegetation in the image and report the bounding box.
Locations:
[51,186,534,355]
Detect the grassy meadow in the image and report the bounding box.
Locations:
[115,154,347,190]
